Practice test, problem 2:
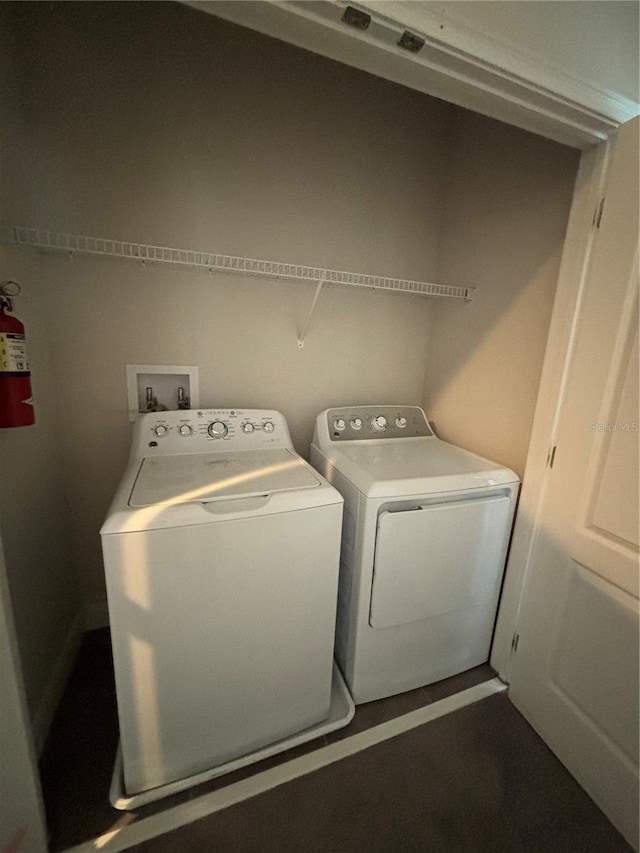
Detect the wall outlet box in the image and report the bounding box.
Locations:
[126,364,199,422]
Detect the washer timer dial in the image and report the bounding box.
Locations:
[371,415,387,431]
[208,421,228,438]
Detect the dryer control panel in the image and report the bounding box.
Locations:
[324,406,433,441]
[130,409,293,459]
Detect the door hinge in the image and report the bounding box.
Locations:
[548,445,557,469]
[511,632,520,653]
[593,197,605,228]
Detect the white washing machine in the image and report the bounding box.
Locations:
[311,405,520,705]
[101,408,351,799]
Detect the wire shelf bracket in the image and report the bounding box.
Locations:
[298,277,327,348]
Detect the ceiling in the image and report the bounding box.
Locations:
[186,0,640,150]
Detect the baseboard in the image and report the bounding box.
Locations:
[84,600,110,631]
[32,611,84,757]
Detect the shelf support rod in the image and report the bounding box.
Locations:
[297,276,326,348]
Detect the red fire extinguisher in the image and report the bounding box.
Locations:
[0,281,35,428]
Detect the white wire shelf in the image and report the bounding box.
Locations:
[7,227,475,301]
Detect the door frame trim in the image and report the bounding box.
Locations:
[185,0,638,149]
[490,137,613,681]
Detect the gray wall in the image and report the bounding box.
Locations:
[0,5,81,743]
[2,2,578,660]
[4,2,450,624]
[424,109,578,476]
[6,2,450,273]
[0,244,82,745]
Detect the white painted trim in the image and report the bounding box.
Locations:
[32,611,84,757]
[62,678,507,853]
[491,137,613,680]
[84,600,110,631]
[365,1,639,125]
[186,1,638,149]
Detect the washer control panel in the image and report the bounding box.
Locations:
[131,409,291,458]
[326,406,432,441]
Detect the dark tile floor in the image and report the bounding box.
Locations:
[134,693,632,853]
[39,630,630,853]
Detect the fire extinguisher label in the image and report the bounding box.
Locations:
[0,332,30,372]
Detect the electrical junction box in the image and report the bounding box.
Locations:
[125,364,199,422]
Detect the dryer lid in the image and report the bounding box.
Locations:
[129,448,320,507]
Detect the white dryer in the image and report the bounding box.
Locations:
[311,405,519,705]
[101,408,350,799]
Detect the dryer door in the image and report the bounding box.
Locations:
[369,495,512,629]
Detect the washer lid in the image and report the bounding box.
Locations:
[319,438,519,497]
[129,448,320,507]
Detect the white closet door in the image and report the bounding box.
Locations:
[369,495,512,629]
[509,117,639,849]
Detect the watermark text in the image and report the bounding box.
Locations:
[589,422,638,432]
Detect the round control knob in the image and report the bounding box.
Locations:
[207,421,228,438]
[263,421,275,433]
[395,416,407,429]
[154,425,168,437]
[350,418,363,430]
[371,415,387,431]
[333,418,346,432]
[242,422,255,434]
[178,424,193,436]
